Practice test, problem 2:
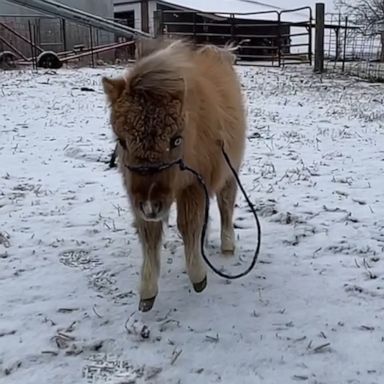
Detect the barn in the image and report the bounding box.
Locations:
[113,0,312,62]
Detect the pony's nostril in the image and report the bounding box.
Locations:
[153,201,162,214]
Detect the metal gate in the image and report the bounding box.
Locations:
[155,7,312,66]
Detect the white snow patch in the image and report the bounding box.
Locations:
[1,64,384,384]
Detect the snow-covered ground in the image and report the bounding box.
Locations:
[1,64,384,384]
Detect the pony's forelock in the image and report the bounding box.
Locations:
[127,39,193,99]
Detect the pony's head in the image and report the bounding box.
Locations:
[102,39,192,222]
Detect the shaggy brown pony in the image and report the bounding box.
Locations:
[102,38,246,312]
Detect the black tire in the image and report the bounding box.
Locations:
[37,51,62,69]
[0,51,17,69]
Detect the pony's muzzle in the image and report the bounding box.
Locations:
[139,200,164,221]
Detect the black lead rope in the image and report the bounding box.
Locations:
[127,145,262,280]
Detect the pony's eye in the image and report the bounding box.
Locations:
[118,137,127,150]
[170,136,183,149]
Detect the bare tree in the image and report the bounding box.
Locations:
[336,0,384,61]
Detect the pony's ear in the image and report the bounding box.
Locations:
[102,76,126,103]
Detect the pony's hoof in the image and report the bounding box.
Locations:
[221,246,235,255]
[221,231,235,255]
[139,296,156,312]
[193,276,207,293]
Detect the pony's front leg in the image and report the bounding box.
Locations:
[136,217,163,312]
[177,186,207,292]
[217,176,237,254]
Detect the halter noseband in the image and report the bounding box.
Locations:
[125,158,184,175]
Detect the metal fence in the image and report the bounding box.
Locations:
[155,7,313,67]
[324,13,384,82]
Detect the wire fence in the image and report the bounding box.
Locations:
[324,13,384,82]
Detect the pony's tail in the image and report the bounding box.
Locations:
[223,38,251,52]
[196,44,236,65]
[197,39,250,65]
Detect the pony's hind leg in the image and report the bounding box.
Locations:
[217,177,237,255]
[136,217,163,312]
[177,186,207,293]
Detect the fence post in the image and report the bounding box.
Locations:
[141,0,149,33]
[277,12,282,67]
[342,16,348,72]
[61,18,67,52]
[154,10,164,37]
[314,2,325,73]
[334,13,341,61]
[28,20,36,71]
[308,7,313,66]
[230,13,235,42]
[89,25,95,68]
[153,10,159,37]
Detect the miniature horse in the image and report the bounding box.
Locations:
[102,38,246,312]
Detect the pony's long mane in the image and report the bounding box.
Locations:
[128,38,243,98]
[128,39,193,98]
